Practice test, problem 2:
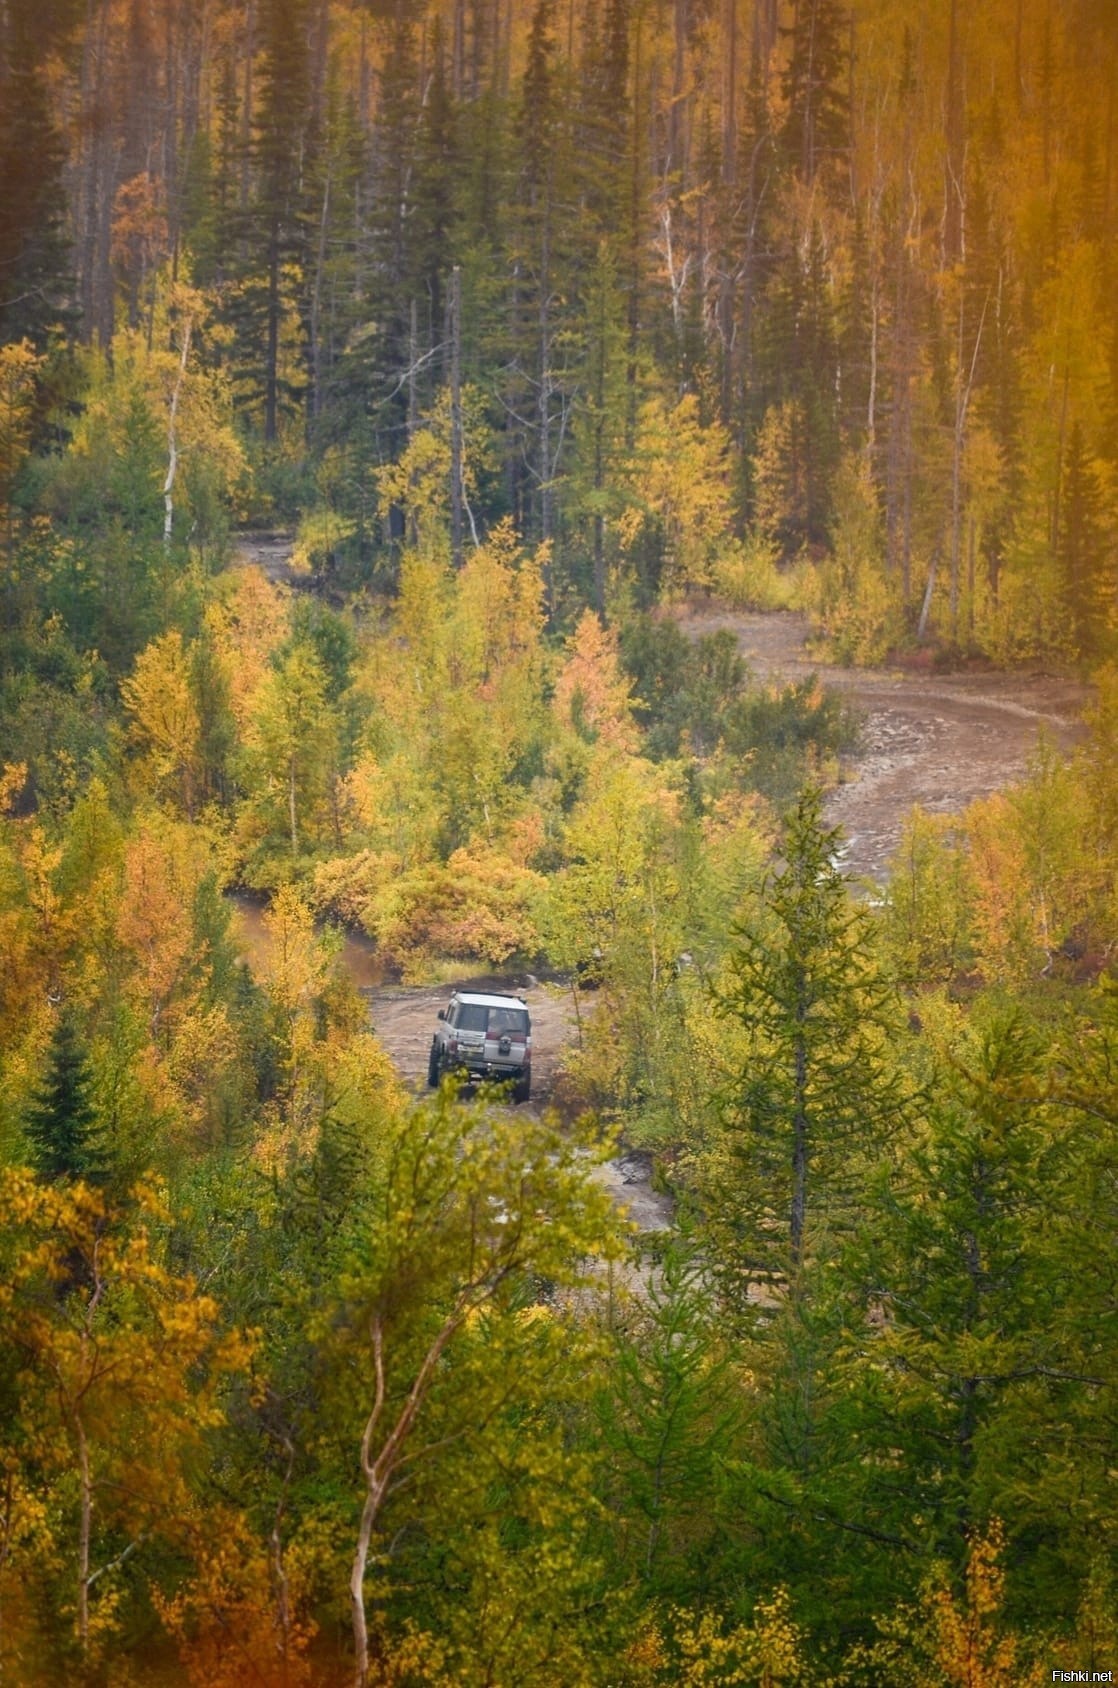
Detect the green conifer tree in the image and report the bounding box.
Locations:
[1059,420,1113,657]
[708,785,908,1289]
[780,0,851,191]
[25,1009,105,1184]
[0,0,76,345]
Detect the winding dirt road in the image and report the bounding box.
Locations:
[678,605,1089,881]
[235,536,1088,882]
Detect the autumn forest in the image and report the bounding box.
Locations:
[1,0,1117,1682]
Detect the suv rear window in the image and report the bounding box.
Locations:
[488,1007,529,1035]
[455,1004,489,1031]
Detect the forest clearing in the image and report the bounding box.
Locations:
[2,0,1118,1682]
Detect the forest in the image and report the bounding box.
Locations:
[0,0,1116,1682]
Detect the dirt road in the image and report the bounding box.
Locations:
[234,537,1088,882]
[363,976,674,1233]
[679,606,1089,881]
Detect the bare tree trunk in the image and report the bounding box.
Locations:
[163,2,179,272]
[722,0,738,178]
[77,1418,91,1654]
[539,217,553,544]
[452,0,465,99]
[944,0,965,266]
[669,0,688,180]
[1052,343,1071,555]
[718,0,738,420]
[310,166,331,423]
[240,0,255,213]
[265,227,280,443]
[885,165,917,599]
[350,1312,474,1688]
[949,294,987,636]
[76,0,114,344]
[917,541,940,642]
[289,756,298,858]
[626,10,644,448]
[350,1479,382,1688]
[967,513,976,639]
[593,277,606,615]
[163,313,192,546]
[449,265,464,568]
[269,1430,296,1680]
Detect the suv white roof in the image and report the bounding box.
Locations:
[450,991,528,1010]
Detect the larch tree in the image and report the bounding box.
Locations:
[706,785,909,1290]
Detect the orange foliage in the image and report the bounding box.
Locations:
[552,611,639,753]
[154,1505,318,1688]
[116,826,196,1037]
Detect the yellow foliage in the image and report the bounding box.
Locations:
[0,1169,253,1667]
[713,535,801,612]
[839,1523,1048,1688]
[452,518,546,686]
[0,763,27,814]
[121,630,202,814]
[627,1589,806,1685]
[207,570,289,733]
[0,339,43,545]
[154,1505,317,1688]
[621,394,735,594]
[291,505,356,575]
[259,883,333,1021]
[115,820,198,1036]
[366,843,546,975]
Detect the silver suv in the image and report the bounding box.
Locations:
[428,990,532,1102]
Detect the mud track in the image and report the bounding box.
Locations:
[364,976,673,1234]
[678,605,1089,882]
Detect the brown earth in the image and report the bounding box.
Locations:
[677,604,1090,882]
[235,530,301,584]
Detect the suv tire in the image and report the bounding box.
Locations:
[427,1041,441,1087]
[512,1073,530,1104]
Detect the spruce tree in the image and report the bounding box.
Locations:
[25,1010,105,1184]
[699,789,914,1640]
[708,786,908,1290]
[1059,421,1112,657]
[780,0,851,192]
[595,1240,743,1602]
[844,1011,1114,1625]
[0,0,76,345]
[258,0,312,444]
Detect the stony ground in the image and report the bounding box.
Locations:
[677,604,1089,881]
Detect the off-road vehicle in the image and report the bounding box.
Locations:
[427,990,531,1102]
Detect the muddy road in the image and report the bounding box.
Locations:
[230,888,674,1230]
[362,978,673,1234]
[234,536,1089,882]
[678,605,1089,882]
